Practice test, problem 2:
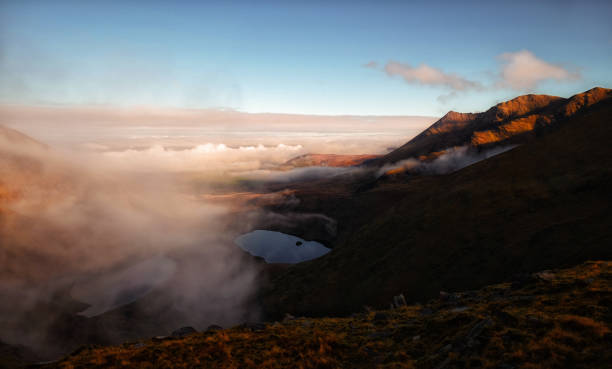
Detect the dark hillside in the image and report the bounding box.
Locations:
[261,92,612,317]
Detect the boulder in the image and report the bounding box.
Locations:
[171,326,198,338]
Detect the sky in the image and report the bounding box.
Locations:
[1,0,611,116]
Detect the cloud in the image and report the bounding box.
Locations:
[496,50,580,90]
[0,130,263,355]
[378,145,518,177]
[363,61,378,69]
[384,61,482,91]
[375,50,580,101]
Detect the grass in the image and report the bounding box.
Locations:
[44,260,612,369]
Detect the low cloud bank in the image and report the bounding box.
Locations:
[378,145,518,177]
[102,143,304,174]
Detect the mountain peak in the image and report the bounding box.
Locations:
[487,94,563,120]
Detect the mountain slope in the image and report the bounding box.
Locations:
[372,87,611,165]
[42,261,612,369]
[279,154,380,169]
[260,90,612,317]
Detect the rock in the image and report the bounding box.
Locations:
[132,342,146,348]
[412,335,421,341]
[392,294,407,308]
[295,241,303,246]
[241,322,266,332]
[510,273,537,289]
[152,336,171,342]
[435,357,452,369]
[535,271,555,281]
[450,306,470,313]
[373,312,389,322]
[493,310,518,325]
[283,313,296,322]
[467,318,492,340]
[367,331,391,339]
[206,324,223,331]
[301,320,312,328]
[171,326,197,338]
[420,307,434,316]
[439,291,459,302]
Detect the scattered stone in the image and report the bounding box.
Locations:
[450,306,470,313]
[152,336,171,342]
[171,326,197,338]
[132,342,146,349]
[206,325,223,331]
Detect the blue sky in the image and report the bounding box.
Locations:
[1,0,611,115]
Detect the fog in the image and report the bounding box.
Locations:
[378,145,518,177]
[0,127,263,356]
[0,107,434,357]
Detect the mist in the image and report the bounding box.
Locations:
[0,106,434,357]
[378,145,518,177]
[0,126,262,357]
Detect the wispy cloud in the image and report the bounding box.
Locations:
[496,50,580,90]
[371,50,580,102]
[383,61,482,91]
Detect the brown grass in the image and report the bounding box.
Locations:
[43,261,611,369]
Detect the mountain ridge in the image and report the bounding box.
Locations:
[372,87,611,166]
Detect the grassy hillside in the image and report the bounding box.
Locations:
[260,94,612,317]
[41,261,612,369]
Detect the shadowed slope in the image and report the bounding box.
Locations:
[261,91,612,317]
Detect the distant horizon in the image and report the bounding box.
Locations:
[1,85,608,118]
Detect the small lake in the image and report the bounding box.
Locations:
[235,230,331,264]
